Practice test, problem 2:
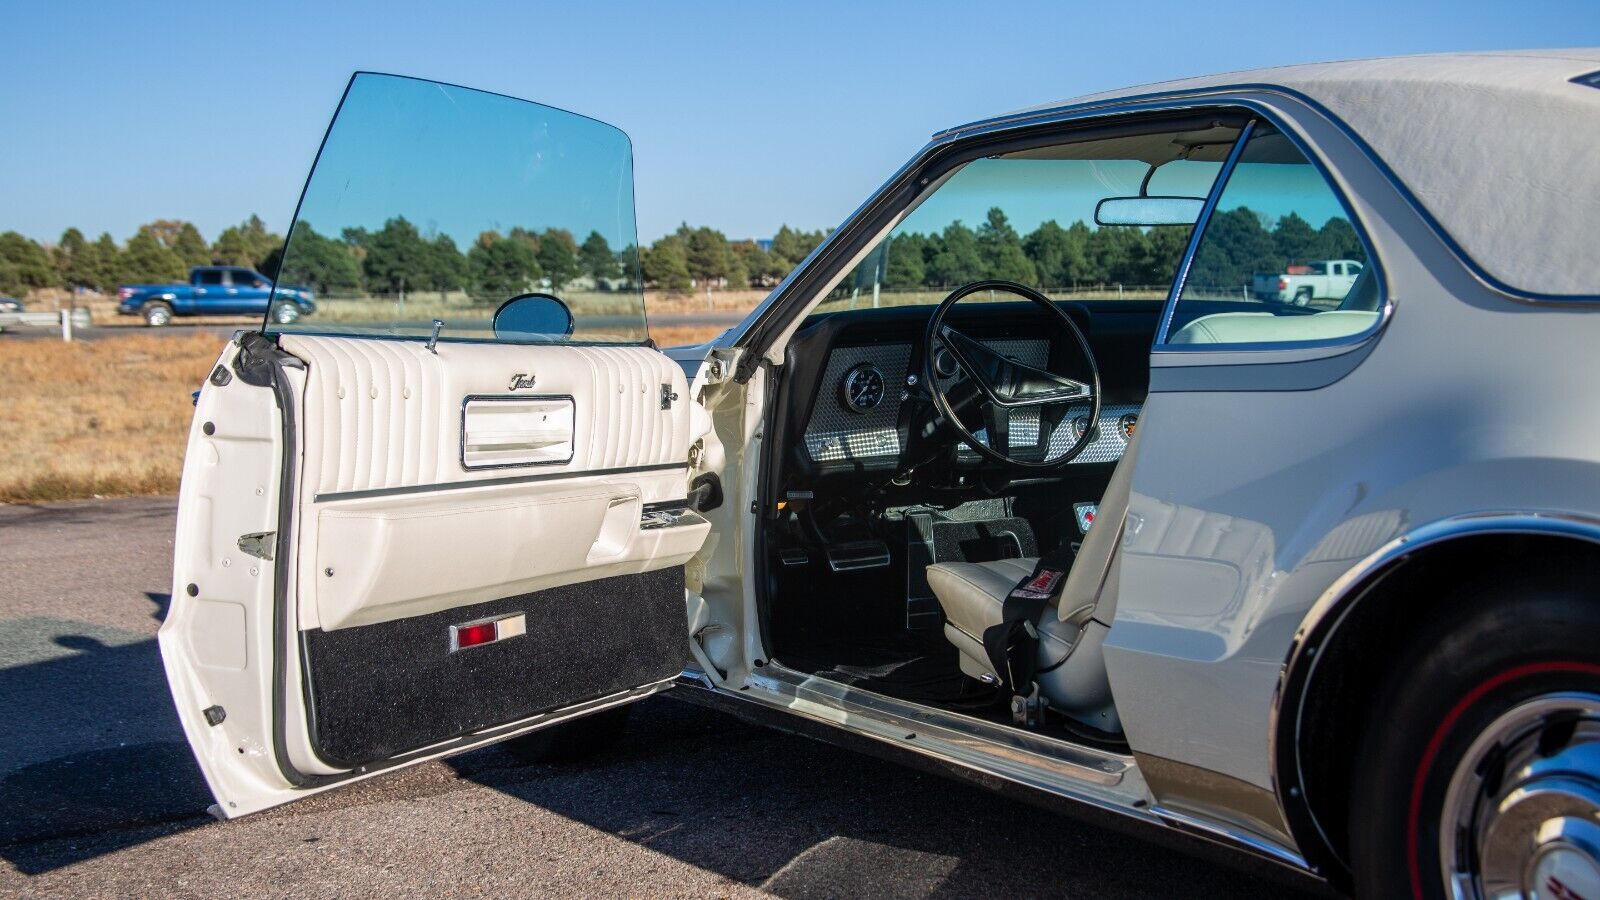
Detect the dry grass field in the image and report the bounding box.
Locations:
[0,332,220,502]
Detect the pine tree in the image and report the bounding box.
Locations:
[92,233,122,291]
[927,222,984,286]
[174,222,212,268]
[578,231,620,283]
[0,232,58,295]
[642,235,691,291]
[467,233,541,304]
[976,208,1037,284]
[883,233,927,288]
[121,228,185,284]
[55,228,101,291]
[362,217,433,296]
[537,228,580,289]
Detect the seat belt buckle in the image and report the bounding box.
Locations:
[1009,683,1049,728]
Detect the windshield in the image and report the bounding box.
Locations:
[267,73,645,343]
[815,123,1242,314]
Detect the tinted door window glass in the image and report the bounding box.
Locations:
[1164,127,1380,346]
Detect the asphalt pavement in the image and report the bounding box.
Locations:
[0,497,1314,898]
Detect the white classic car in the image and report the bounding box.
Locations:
[162,51,1600,899]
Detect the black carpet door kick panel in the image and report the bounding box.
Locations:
[301,567,688,768]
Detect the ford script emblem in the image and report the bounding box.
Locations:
[508,373,536,390]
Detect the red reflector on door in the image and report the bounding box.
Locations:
[449,613,526,652]
[453,622,497,649]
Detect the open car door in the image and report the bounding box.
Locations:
[159,74,710,817]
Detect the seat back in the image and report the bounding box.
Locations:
[1056,427,1140,624]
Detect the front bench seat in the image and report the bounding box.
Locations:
[926,429,1139,733]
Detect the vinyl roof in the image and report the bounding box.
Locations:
[959,51,1600,298]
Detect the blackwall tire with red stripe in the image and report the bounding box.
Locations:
[1348,573,1600,899]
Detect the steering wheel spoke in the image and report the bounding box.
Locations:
[983,403,1011,454]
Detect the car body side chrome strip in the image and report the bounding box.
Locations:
[690,662,1314,873]
[752,662,1131,785]
[1150,804,1311,871]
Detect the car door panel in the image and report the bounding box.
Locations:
[164,332,708,813]
[280,332,705,769]
[159,72,711,818]
[282,335,701,631]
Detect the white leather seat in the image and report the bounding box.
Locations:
[926,430,1140,732]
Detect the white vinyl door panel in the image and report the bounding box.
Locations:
[280,335,688,496]
[279,335,698,630]
[312,479,709,629]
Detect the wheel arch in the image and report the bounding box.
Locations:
[1271,512,1600,883]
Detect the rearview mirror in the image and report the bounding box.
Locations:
[1094,196,1205,227]
[493,293,574,340]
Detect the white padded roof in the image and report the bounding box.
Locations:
[972,51,1600,297]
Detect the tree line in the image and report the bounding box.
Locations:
[0,205,1361,300]
[0,216,831,300]
[0,216,285,297]
[844,207,1365,294]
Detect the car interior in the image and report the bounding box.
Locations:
[753,115,1377,748]
[759,294,1155,746]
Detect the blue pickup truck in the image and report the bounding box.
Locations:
[117,266,315,326]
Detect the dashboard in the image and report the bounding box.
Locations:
[803,339,1140,468]
[781,301,1161,478]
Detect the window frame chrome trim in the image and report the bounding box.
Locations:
[1153,113,1391,354]
[1156,119,1257,346]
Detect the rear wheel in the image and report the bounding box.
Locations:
[1349,576,1600,899]
[143,301,173,326]
[1293,286,1314,306]
[500,703,632,764]
[271,303,301,325]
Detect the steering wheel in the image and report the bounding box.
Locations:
[921,280,1101,470]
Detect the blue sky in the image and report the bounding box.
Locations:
[2,1,1596,246]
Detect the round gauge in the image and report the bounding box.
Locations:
[933,346,960,378]
[1073,415,1094,441]
[840,363,886,413]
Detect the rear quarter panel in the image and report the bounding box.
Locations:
[1099,89,1600,844]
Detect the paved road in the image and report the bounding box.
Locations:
[0,498,1315,898]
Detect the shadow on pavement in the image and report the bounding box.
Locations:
[0,596,211,874]
[445,698,1304,899]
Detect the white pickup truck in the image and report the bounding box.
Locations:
[1252,258,1364,305]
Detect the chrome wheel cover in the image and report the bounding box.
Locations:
[147,306,170,326]
[1442,692,1600,899]
[274,304,299,324]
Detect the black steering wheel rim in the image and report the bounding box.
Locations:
[922,280,1101,470]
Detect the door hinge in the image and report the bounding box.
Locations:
[238,532,275,560]
[661,383,679,409]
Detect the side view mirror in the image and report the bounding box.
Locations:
[493,293,574,340]
[1094,196,1205,227]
